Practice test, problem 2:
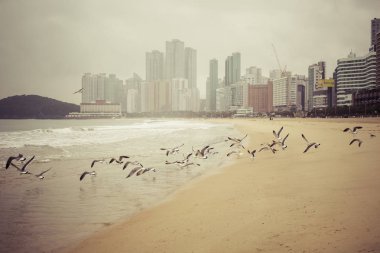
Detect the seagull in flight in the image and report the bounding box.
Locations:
[5,154,25,169]
[193,145,211,159]
[91,159,105,168]
[301,134,320,153]
[259,143,277,154]
[247,149,256,158]
[281,133,289,150]
[109,158,123,164]
[160,144,184,156]
[126,166,156,178]
[369,133,376,138]
[343,126,363,135]
[349,138,363,147]
[273,126,284,141]
[73,88,84,94]
[80,171,96,181]
[122,161,143,170]
[225,134,248,144]
[34,168,52,180]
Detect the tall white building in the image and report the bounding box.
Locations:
[225,52,241,86]
[185,47,197,88]
[81,73,109,103]
[171,78,190,111]
[207,59,218,111]
[126,89,138,113]
[104,74,123,104]
[245,66,262,84]
[140,81,155,113]
[336,51,377,106]
[216,86,232,111]
[230,82,249,108]
[165,39,185,79]
[272,72,291,111]
[146,50,164,81]
[269,69,282,80]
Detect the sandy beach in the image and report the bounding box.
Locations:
[67,118,380,253]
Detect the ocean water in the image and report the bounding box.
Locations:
[0,119,242,253]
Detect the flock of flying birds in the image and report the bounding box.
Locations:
[3,125,375,182]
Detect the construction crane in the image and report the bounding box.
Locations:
[271,43,287,77]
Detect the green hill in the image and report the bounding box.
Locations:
[0,95,79,119]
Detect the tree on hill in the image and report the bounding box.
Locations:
[0,95,79,119]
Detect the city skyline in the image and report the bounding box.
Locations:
[0,0,379,104]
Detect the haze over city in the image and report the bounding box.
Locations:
[0,0,379,104]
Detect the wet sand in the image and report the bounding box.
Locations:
[67,118,380,253]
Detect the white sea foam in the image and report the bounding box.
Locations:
[0,120,223,148]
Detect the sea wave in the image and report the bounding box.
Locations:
[0,120,220,148]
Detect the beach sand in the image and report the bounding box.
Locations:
[67,118,380,253]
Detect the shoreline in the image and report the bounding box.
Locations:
[66,118,380,253]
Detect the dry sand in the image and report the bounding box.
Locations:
[67,118,380,253]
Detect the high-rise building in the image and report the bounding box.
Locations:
[184,47,197,88]
[225,52,241,86]
[371,18,380,50]
[377,32,380,86]
[165,39,185,79]
[230,82,248,108]
[216,86,232,112]
[146,50,164,81]
[272,72,291,111]
[290,75,307,110]
[171,78,190,111]
[125,73,142,113]
[269,69,282,80]
[245,66,262,84]
[208,59,218,111]
[308,62,325,110]
[336,51,377,106]
[104,74,123,104]
[81,73,109,103]
[248,81,273,113]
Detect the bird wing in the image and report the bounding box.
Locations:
[200,145,210,155]
[6,156,16,169]
[109,158,116,164]
[174,143,184,149]
[227,137,239,143]
[259,146,268,152]
[185,153,192,160]
[349,139,362,146]
[9,162,22,172]
[91,160,98,168]
[278,126,284,137]
[126,167,142,178]
[226,151,237,157]
[353,126,363,132]
[80,171,89,181]
[119,155,130,161]
[21,156,35,172]
[343,128,351,132]
[240,134,248,141]
[36,168,52,177]
[123,161,131,170]
[301,134,309,144]
[303,143,315,153]
[282,133,289,145]
[272,130,278,138]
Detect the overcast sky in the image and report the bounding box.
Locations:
[0,0,379,104]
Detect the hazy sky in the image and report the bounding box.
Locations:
[0,0,379,104]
